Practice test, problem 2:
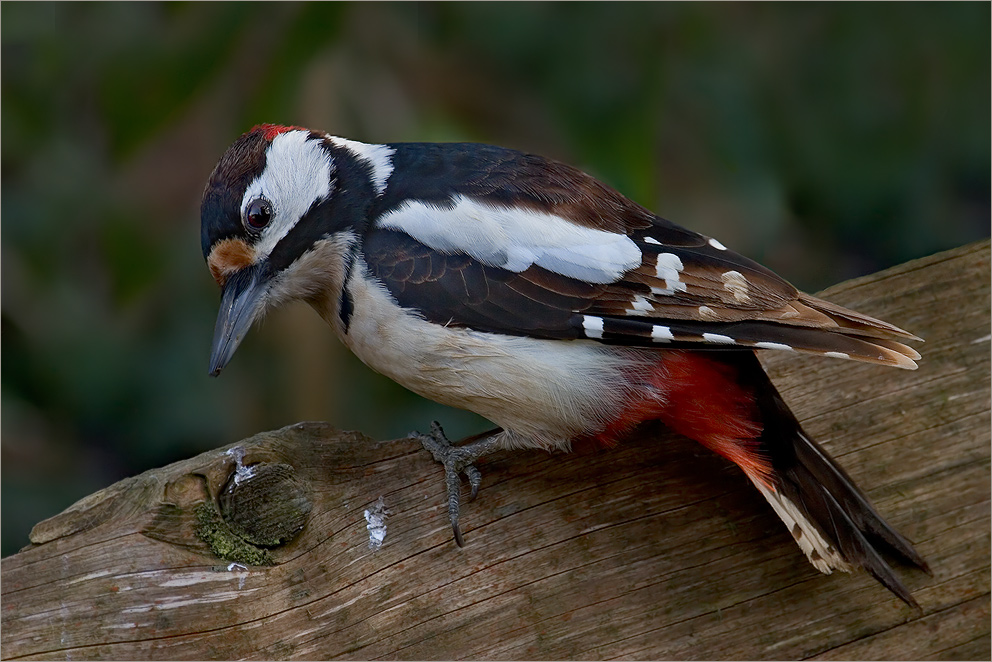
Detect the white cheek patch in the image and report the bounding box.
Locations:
[243,131,335,260]
[377,195,642,284]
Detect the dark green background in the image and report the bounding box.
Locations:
[2,2,989,557]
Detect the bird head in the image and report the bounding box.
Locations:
[200,124,391,376]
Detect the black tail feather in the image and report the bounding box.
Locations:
[782,452,923,608]
[733,352,928,607]
[788,430,930,573]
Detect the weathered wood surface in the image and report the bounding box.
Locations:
[2,240,989,661]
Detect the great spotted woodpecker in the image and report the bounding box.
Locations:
[201,124,928,606]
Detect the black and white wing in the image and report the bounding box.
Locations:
[361,143,920,369]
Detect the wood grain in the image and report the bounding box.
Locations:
[2,240,988,661]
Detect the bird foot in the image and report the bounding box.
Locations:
[410,421,501,546]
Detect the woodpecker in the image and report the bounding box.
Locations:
[201,124,928,606]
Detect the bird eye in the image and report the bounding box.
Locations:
[244,199,272,232]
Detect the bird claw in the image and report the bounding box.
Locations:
[410,421,497,546]
[464,464,482,500]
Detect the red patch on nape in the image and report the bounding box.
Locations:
[251,123,309,141]
[594,351,773,487]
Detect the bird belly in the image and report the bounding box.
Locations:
[335,265,658,451]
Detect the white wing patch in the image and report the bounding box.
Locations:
[329,136,395,195]
[377,195,642,284]
[243,131,335,260]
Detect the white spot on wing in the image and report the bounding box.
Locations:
[655,253,683,280]
[824,351,850,360]
[721,270,751,303]
[755,341,795,351]
[643,237,662,245]
[651,325,673,342]
[244,131,335,260]
[630,295,654,314]
[697,305,719,320]
[708,237,727,250]
[702,333,735,344]
[653,252,687,294]
[582,315,604,339]
[377,195,641,283]
[329,136,395,195]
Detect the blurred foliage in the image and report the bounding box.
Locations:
[1,1,988,557]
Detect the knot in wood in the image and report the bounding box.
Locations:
[218,462,312,547]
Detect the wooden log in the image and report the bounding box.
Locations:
[2,240,989,661]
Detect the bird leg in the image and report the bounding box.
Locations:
[410,421,503,546]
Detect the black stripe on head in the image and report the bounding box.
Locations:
[200,130,271,259]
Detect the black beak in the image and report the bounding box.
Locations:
[208,262,270,376]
